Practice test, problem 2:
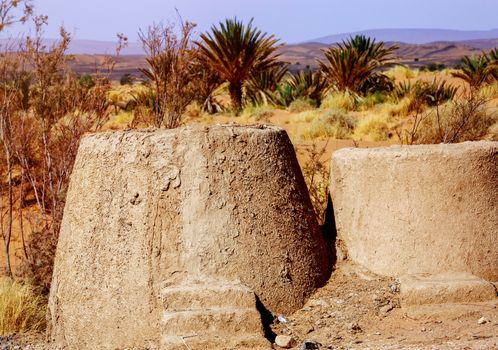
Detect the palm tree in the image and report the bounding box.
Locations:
[318,35,398,94]
[287,70,328,107]
[452,53,497,88]
[196,18,282,113]
[245,63,288,106]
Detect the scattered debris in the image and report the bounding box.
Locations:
[300,339,321,350]
[477,317,488,325]
[277,315,289,324]
[348,321,362,334]
[275,335,296,348]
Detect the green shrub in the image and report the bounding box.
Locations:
[357,91,387,110]
[78,74,95,89]
[120,73,134,85]
[391,79,458,109]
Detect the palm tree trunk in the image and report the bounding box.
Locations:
[229,83,243,115]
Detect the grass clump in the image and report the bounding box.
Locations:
[292,110,321,123]
[321,92,356,111]
[0,279,46,336]
[301,110,357,140]
[385,66,418,80]
[354,114,392,141]
[357,91,388,110]
[287,98,316,113]
[241,105,274,121]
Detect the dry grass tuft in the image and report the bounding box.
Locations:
[354,114,392,141]
[385,66,418,81]
[288,98,316,113]
[0,278,46,336]
[241,105,275,122]
[301,110,356,140]
[321,92,356,111]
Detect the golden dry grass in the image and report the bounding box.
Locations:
[0,278,46,336]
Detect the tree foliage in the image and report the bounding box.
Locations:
[319,35,398,95]
[451,52,498,88]
[196,18,282,113]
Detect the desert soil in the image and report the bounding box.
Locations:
[3,262,497,349]
[269,262,498,350]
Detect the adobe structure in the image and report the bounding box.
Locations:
[329,141,498,281]
[48,125,329,350]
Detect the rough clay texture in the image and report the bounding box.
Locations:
[399,272,497,307]
[48,125,329,349]
[329,142,498,281]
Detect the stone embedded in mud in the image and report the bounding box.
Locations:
[48,125,330,350]
[329,141,498,281]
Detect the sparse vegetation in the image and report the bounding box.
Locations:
[300,141,330,223]
[0,278,46,335]
[138,19,198,128]
[301,110,356,140]
[0,6,497,330]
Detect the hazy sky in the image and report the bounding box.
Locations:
[5,0,498,43]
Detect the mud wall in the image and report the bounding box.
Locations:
[48,125,329,349]
[329,141,498,281]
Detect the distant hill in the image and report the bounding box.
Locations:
[279,41,492,71]
[64,40,144,55]
[3,28,498,79]
[0,38,144,55]
[66,39,498,79]
[310,28,498,45]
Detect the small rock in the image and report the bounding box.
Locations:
[300,339,321,350]
[348,321,362,333]
[390,282,400,293]
[304,324,315,334]
[277,315,288,324]
[477,317,488,325]
[379,303,394,314]
[275,335,296,348]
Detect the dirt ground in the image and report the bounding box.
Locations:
[3,261,497,350]
[269,262,498,350]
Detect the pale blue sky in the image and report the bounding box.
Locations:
[6,0,498,43]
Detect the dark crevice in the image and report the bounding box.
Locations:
[321,193,337,274]
[255,296,277,343]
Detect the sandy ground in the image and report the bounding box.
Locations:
[3,262,497,349]
[270,263,498,350]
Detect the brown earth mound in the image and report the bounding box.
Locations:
[329,141,498,281]
[47,125,329,349]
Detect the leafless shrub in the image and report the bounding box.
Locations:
[396,88,494,145]
[300,140,330,224]
[138,19,198,128]
[0,0,33,32]
[0,16,122,288]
